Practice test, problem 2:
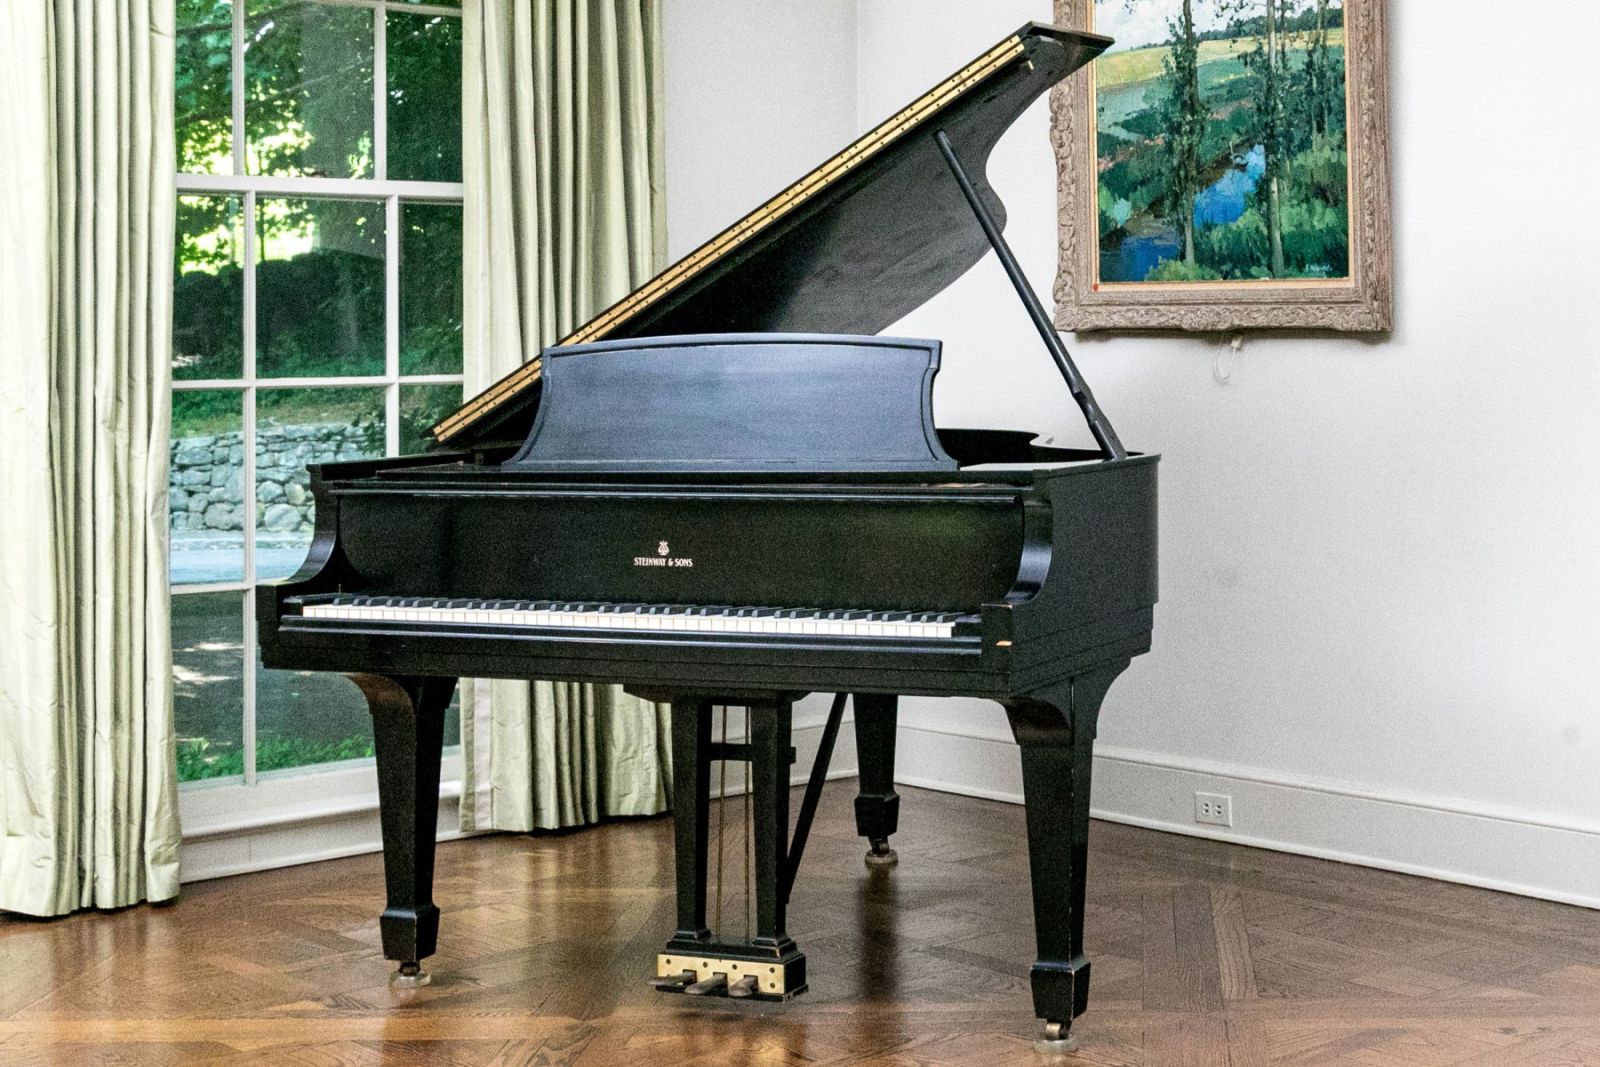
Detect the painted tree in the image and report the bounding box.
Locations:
[1121,0,1205,268]
[1222,0,1292,276]
[1305,0,1332,136]
[1159,0,1207,265]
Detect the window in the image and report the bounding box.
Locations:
[173,0,463,794]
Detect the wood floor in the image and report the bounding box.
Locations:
[3,783,1598,1066]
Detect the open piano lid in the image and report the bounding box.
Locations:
[429,23,1111,450]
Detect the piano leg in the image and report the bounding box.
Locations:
[749,699,795,958]
[1001,660,1129,1045]
[852,693,901,867]
[351,672,457,986]
[668,697,714,943]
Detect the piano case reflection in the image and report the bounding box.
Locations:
[258,22,1153,1044]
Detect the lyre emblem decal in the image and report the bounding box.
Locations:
[635,539,693,569]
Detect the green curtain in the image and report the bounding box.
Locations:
[458,0,671,832]
[0,0,182,915]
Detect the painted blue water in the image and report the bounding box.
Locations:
[1193,144,1266,227]
[1102,228,1182,286]
[1100,145,1268,282]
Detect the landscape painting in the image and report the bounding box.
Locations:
[1096,0,1347,284]
[1053,0,1390,331]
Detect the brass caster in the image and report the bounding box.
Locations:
[1033,1020,1077,1055]
[392,961,431,987]
[864,839,898,868]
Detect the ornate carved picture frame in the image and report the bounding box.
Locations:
[1052,0,1391,331]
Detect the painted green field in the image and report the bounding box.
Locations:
[1095,28,1346,89]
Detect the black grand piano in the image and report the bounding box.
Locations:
[259,23,1155,1043]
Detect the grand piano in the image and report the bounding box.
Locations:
[258,23,1155,1044]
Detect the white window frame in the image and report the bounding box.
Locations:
[174,0,466,844]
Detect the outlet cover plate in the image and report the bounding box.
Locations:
[1194,792,1233,827]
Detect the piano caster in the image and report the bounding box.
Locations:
[864,838,898,868]
[1033,1020,1077,1054]
[392,961,431,988]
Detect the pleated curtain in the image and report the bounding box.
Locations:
[0,0,182,915]
[458,0,672,832]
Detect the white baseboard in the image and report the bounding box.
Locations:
[182,789,470,883]
[894,723,1600,911]
[180,716,857,883]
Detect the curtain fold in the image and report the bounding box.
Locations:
[0,0,182,915]
[459,0,670,832]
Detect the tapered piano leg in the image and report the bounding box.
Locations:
[749,699,795,955]
[350,673,457,985]
[669,697,714,943]
[852,693,901,867]
[1001,661,1129,1043]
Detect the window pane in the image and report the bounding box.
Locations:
[171,390,246,584]
[400,383,462,455]
[257,650,377,776]
[245,1,374,179]
[174,195,244,381]
[257,197,385,378]
[387,11,462,182]
[255,387,386,580]
[176,0,234,174]
[399,202,463,375]
[174,592,246,783]
[443,691,461,752]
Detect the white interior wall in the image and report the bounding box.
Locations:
[663,0,1600,905]
[663,0,859,261]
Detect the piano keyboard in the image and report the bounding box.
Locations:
[294,595,973,640]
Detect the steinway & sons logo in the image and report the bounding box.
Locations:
[634,539,694,568]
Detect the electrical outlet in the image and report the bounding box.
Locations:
[1194,792,1232,827]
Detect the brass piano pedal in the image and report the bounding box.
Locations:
[647,969,699,993]
[683,973,729,996]
[726,974,761,998]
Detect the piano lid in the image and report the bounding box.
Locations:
[431,22,1111,449]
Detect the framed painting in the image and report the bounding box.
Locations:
[1052,0,1391,331]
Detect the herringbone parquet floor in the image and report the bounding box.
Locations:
[2,783,1598,1066]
